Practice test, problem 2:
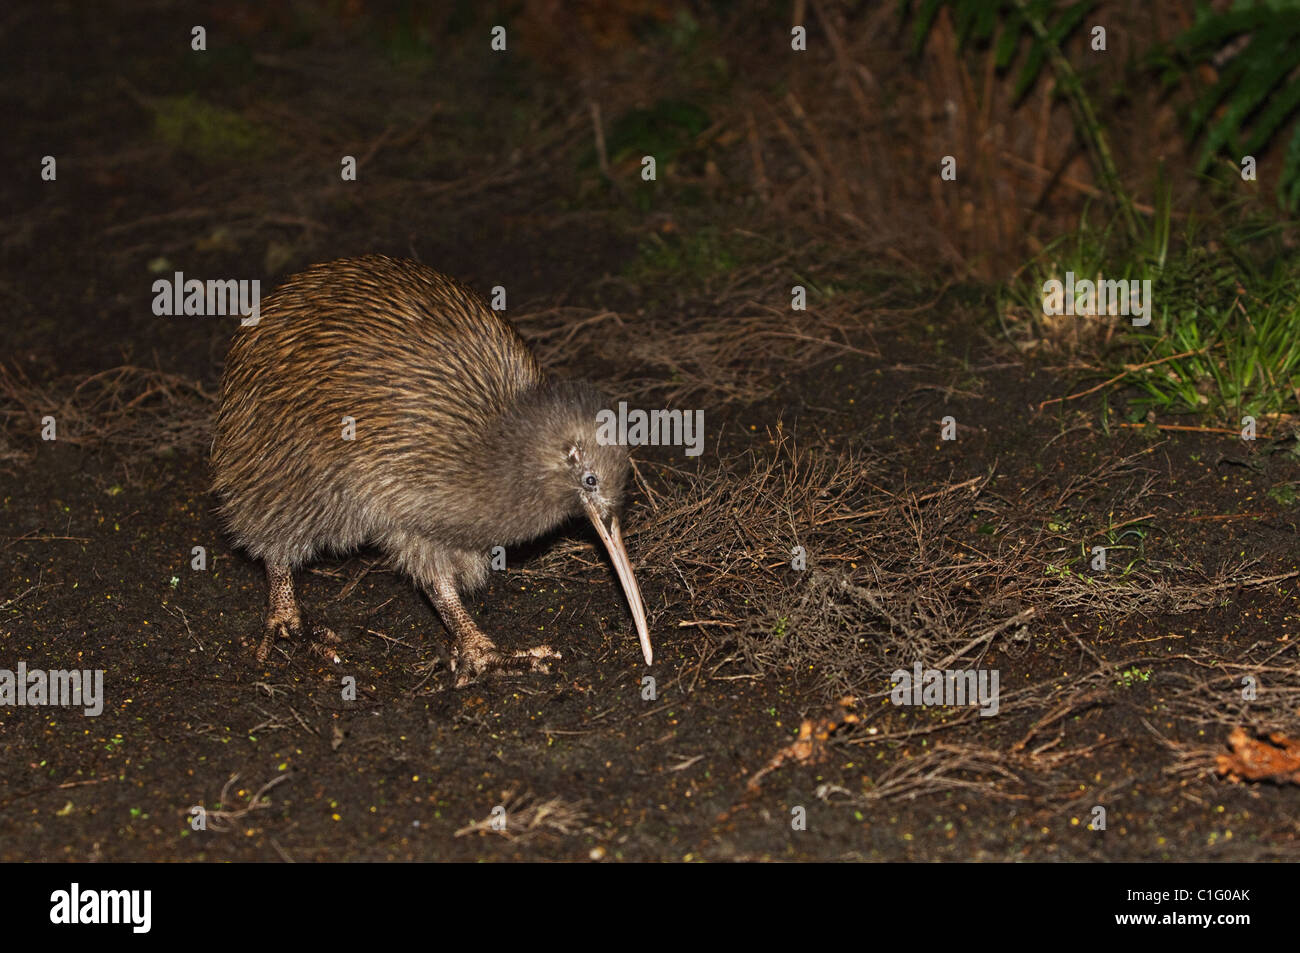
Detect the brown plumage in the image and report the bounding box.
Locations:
[211,255,650,682]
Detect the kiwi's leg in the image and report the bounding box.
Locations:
[260,562,342,664]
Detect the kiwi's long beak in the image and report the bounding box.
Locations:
[582,497,652,665]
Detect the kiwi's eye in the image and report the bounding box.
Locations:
[582,472,598,490]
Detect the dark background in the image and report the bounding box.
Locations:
[1,0,1298,863]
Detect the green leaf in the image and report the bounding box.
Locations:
[1198,32,1298,170]
[994,22,1021,67]
[1241,48,1300,152]
[910,0,947,52]
[1177,8,1268,57]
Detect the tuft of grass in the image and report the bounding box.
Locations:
[1115,666,1152,689]
[1118,203,1300,420]
[999,212,1148,354]
[1005,185,1300,421]
[1123,269,1300,420]
[1164,1,1300,213]
[151,95,274,161]
[580,97,712,209]
[591,98,711,171]
[1268,483,1298,506]
[623,226,744,286]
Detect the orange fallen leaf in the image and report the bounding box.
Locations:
[745,696,859,793]
[1216,727,1300,784]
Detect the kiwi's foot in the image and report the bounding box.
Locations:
[449,640,560,688]
[257,615,342,665]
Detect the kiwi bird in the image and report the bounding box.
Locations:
[211,255,651,684]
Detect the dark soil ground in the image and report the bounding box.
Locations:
[2,2,1299,863]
